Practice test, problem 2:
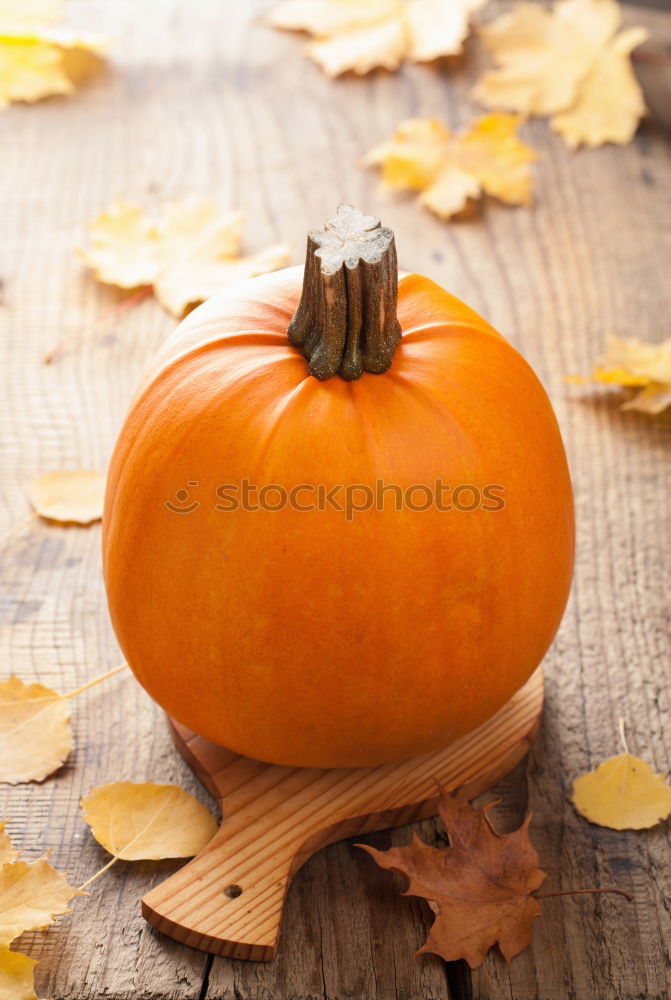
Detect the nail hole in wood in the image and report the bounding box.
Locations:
[223,883,243,899]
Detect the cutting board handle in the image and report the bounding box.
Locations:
[142,670,543,960]
[142,814,297,961]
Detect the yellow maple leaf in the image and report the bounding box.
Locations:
[551,26,648,148]
[0,0,105,109]
[0,38,70,107]
[82,782,218,862]
[0,678,72,785]
[29,470,105,525]
[78,198,290,317]
[0,945,37,1000]
[0,825,18,867]
[572,334,671,414]
[153,200,289,317]
[363,114,537,219]
[473,0,648,148]
[268,0,488,76]
[0,859,83,944]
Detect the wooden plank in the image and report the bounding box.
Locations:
[0,2,670,999]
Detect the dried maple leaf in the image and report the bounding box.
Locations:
[473,0,648,149]
[0,859,83,945]
[572,721,671,830]
[363,114,536,219]
[29,470,105,524]
[268,0,487,77]
[0,944,37,1000]
[78,198,290,318]
[358,791,546,968]
[82,782,218,862]
[570,333,671,414]
[0,0,105,109]
[0,677,72,785]
[0,826,18,867]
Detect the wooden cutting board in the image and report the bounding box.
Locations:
[141,669,543,961]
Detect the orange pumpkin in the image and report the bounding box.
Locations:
[103,206,574,768]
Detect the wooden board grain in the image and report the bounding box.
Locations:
[0,2,670,999]
[142,671,542,960]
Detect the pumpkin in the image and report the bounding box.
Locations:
[103,206,574,768]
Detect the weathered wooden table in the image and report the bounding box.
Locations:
[1,2,670,998]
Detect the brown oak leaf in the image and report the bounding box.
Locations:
[357,791,546,968]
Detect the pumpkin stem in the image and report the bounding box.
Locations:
[288,204,402,381]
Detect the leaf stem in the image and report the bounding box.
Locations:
[64,663,129,699]
[44,285,153,363]
[78,854,120,890]
[537,887,634,902]
[79,794,176,890]
[618,716,629,755]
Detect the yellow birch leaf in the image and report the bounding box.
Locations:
[79,198,290,318]
[29,470,105,524]
[363,114,536,219]
[574,334,671,414]
[473,0,648,148]
[0,678,72,785]
[573,754,671,830]
[82,782,218,861]
[268,0,486,76]
[0,0,105,109]
[0,826,18,866]
[0,859,83,944]
[0,945,37,1000]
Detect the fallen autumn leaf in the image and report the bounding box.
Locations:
[0,665,127,785]
[0,678,72,785]
[78,198,290,317]
[0,825,18,867]
[81,782,218,873]
[0,859,83,945]
[268,0,487,76]
[0,944,37,1000]
[0,0,106,109]
[572,720,671,829]
[29,470,106,525]
[363,113,537,219]
[473,0,648,148]
[569,333,671,414]
[358,790,546,968]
